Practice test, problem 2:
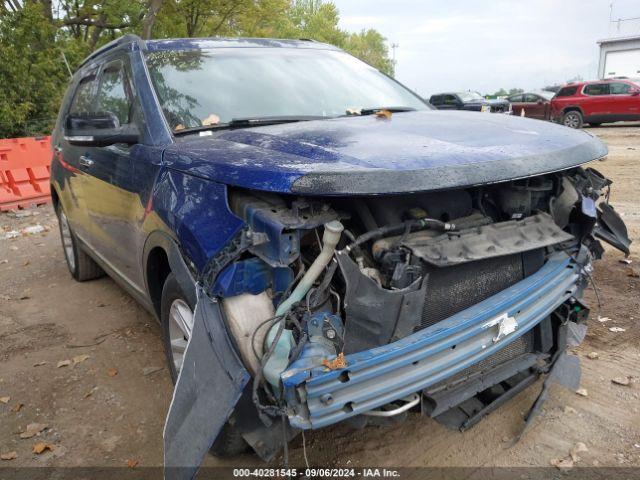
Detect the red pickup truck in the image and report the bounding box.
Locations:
[550,79,640,128]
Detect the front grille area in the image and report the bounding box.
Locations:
[420,254,522,331]
[428,330,534,391]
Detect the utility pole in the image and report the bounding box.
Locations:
[391,42,399,70]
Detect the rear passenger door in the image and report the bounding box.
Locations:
[609,82,640,120]
[581,83,610,119]
[79,56,147,292]
[523,94,546,119]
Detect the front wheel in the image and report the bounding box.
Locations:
[160,273,248,456]
[562,110,583,129]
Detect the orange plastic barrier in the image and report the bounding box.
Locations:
[0,136,52,211]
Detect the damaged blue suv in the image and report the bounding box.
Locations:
[50,35,630,478]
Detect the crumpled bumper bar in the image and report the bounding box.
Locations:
[282,252,578,429]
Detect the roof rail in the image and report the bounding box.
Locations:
[77,34,144,70]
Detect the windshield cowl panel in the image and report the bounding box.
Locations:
[144,47,429,132]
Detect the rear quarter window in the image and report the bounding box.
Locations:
[556,86,578,97]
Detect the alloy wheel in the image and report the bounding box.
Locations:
[563,112,580,128]
[168,299,194,374]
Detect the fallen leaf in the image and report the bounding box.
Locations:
[586,352,599,359]
[612,376,631,386]
[564,405,577,414]
[11,402,23,413]
[83,388,96,399]
[626,267,640,278]
[32,442,55,454]
[72,354,90,365]
[609,327,626,332]
[551,457,574,470]
[0,396,9,404]
[22,260,30,267]
[0,451,17,461]
[322,352,348,370]
[142,366,163,376]
[126,458,139,468]
[576,388,588,397]
[201,114,220,126]
[597,316,611,323]
[375,109,392,120]
[19,422,47,439]
[570,442,588,462]
[106,367,118,377]
[57,359,71,368]
[619,258,632,265]
[33,361,47,367]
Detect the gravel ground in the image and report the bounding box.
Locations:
[0,124,639,475]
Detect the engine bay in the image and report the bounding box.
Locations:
[198,166,629,437]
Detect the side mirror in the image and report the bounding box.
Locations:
[64,112,139,147]
[630,88,640,96]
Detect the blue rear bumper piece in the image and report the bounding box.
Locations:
[281,252,579,429]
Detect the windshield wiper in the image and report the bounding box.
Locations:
[344,106,417,116]
[173,115,327,135]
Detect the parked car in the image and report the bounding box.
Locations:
[429,91,512,113]
[51,34,629,477]
[550,79,640,128]
[508,91,554,119]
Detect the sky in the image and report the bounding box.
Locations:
[332,0,640,96]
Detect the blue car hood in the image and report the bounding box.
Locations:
[163,110,607,195]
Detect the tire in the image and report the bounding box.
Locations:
[56,206,104,281]
[562,110,583,129]
[160,273,248,456]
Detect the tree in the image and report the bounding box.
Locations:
[0,0,395,137]
[343,29,393,76]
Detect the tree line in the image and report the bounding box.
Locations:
[0,0,394,138]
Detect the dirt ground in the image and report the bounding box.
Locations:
[1,124,639,474]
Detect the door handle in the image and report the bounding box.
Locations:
[79,155,94,167]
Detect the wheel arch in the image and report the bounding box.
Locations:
[562,105,584,116]
[143,231,197,320]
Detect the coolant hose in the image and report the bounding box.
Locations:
[262,220,344,389]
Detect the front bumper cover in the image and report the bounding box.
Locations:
[281,252,579,429]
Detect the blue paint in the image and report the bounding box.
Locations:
[281,253,578,429]
[212,258,293,300]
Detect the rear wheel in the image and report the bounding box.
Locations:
[160,273,248,456]
[56,207,104,281]
[562,110,583,129]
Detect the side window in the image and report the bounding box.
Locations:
[524,94,539,103]
[95,61,133,126]
[583,83,610,96]
[509,94,523,102]
[68,73,97,115]
[557,86,578,97]
[610,82,631,95]
[443,94,458,105]
[430,95,442,106]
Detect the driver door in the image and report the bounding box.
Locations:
[78,56,146,292]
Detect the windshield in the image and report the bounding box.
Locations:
[145,47,428,131]
[457,91,484,102]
